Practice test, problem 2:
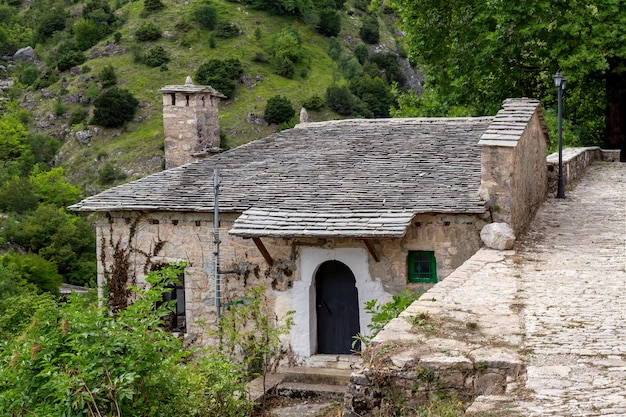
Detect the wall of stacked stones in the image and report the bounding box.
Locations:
[546,147,620,193]
[480,111,548,236]
[96,211,484,340]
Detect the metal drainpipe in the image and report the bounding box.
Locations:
[213,168,221,319]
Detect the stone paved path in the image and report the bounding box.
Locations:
[512,161,626,416]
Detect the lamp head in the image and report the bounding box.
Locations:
[553,71,566,90]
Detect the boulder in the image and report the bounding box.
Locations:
[481,222,515,250]
[13,46,37,62]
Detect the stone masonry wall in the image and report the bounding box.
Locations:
[480,109,548,236]
[546,147,621,194]
[96,211,485,355]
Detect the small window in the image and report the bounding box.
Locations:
[185,95,190,106]
[170,93,176,105]
[408,251,437,283]
[160,273,186,332]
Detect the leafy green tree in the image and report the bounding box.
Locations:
[0,176,38,213]
[82,0,117,36]
[0,115,30,162]
[317,9,341,37]
[29,166,82,208]
[276,58,295,79]
[8,203,96,285]
[35,6,66,42]
[269,27,304,65]
[98,64,117,88]
[350,75,394,117]
[264,95,295,124]
[392,0,626,157]
[326,84,355,116]
[0,252,62,294]
[74,19,100,50]
[92,86,139,127]
[370,52,405,85]
[195,58,243,98]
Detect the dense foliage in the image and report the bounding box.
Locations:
[391,0,626,156]
[92,86,139,127]
[264,95,295,124]
[195,58,243,98]
[0,265,254,417]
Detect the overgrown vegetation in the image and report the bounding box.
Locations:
[0,264,254,417]
[353,289,421,348]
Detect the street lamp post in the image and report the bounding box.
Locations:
[554,71,567,199]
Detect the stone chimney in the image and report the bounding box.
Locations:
[159,76,226,169]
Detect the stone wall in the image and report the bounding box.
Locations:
[546,147,621,194]
[480,107,548,236]
[96,210,484,360]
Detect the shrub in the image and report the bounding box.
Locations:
[354,43,369,64]
[135,22,161,41]
[339,55,363,80]
[195,58,243,98]
[0,265,254,416]
[326,84,354,116]
[317,9,341,37]
[99,64,117,88]
[69,108,89,125]
[359,17,379,44]
[56,50,87,72]
[302,94,325,111]
[74,19,101,50]
[327,36,342,61]
[144,0,164,12]
[276,58,295,79]
[192,2,218,30]
[113,31,122,43]
[0,177,38,213]
[98,161,127,185]
[264,95,295,125]
[269,27,303,64]
[19,64,39,86]
[141,45,170,67]
[254,27,262,40]
[0,252,62,294]
[350,75,394,117]
[92,86,138,127]
[215,21,241,38]
[32,69,59,90]
[28,133,61,164]
[209,32,216,48]
[253,51,268,63]
[371,52,406,85]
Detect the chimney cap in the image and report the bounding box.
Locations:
[159,77,227,98]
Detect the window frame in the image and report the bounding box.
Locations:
[161,273,187,333]
[407,250,438,284]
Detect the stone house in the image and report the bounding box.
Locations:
[69,79,549,362]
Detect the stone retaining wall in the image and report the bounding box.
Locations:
[547,147,620,193]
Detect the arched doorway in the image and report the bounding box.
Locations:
[315,260,360,354]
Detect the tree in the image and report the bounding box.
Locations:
[0,252,62,294]
[195,58,243,98]
[144,0,165,12]
[317,9,341,37]
[92,87,139,128]
[350,75,394,117]
[269,27,304,64]
[74,19,100,50]
[135,22,161,41]
[264,95,295,124]
[98,64,117,88]
[392,0,626,158]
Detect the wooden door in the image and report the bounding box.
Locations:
[315,260,360,354]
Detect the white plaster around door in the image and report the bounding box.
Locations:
[291,246,389,359]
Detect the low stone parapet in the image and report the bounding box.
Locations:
[547,147,620,193]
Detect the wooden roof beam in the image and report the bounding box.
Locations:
[252,237,274,266]
[362,239,380,262]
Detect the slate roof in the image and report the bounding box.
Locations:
[70,116,501,238]
[478,98,547,147]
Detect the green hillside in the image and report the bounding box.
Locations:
[1,0,412,191]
